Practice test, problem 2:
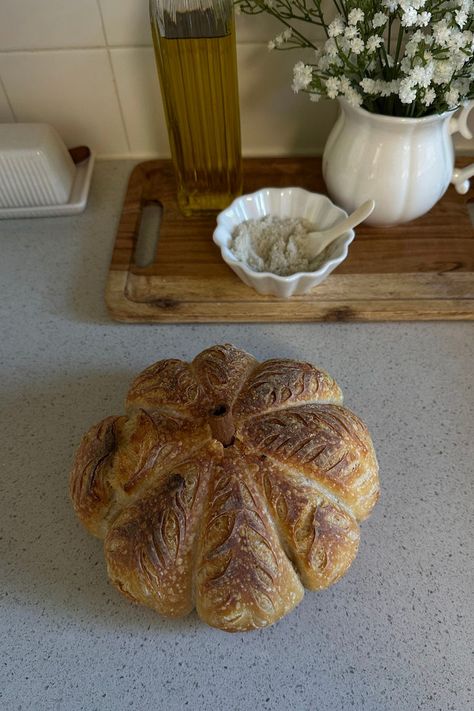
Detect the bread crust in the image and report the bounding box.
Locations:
[70,344,379,631]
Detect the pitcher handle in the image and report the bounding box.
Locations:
[449,101,474,195]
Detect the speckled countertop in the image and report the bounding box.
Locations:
[1,161,473,711]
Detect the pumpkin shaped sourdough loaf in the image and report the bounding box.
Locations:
[70,344,379,632]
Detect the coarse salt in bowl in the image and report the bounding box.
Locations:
[213,187,355,298]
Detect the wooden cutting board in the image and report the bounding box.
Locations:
[106,157,474,322]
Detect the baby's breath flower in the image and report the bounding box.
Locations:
[445,87,460,108]
[417,11,431,26]
[292,61,313,93]
[328,17,345,37]
[348,8,365,25]
[401,8,418,27]
[432,60,455,85]
[399,78,418,103]
[382,0,398,11]
[422,88,436,106]
[325,76,341,99]
[344,26,359,40]
[455,9,468,27]
[372,12,389,28]
[366,35,383,53]
[324,37,339,57]
[350,37,365,54]
[409,63,434,87]
[345,86,363,107]
[360,77,378,94]
[433,19,451,47]
[237,0,474,116]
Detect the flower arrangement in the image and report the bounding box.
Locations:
[234,1,474,116]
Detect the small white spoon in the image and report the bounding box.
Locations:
[306,199,375,263]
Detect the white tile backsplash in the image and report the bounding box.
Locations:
[110,48,169,156]
[0,3,472,159]
[99,0,151,47]
[0,50,128,155]
[0,79,14,122]
[238,44,337,156]
[0,0,105,51]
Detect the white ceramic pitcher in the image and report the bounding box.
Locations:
[322,99,474,226]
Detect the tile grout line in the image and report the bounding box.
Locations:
[95,0,132,152]
[0,71,17,122]
[0,40,271,54]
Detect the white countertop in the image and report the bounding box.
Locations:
[1,161,473,711]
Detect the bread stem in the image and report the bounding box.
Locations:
[210,405,235,447]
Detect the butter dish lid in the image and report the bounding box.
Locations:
[0,123,76,209]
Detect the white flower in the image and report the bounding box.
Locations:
[382,79,400,97]
[366,35,383,53]
[433,20,451,47]
[402,0,427,9]
[328,17,345,38]
[401,8,418,27]
[350,37,365,54]
[409,62,434,88]
[292,61,313,93]
[382,0,398,11]
[399,78,417,103]
[360,78,378,94]
[325,77,341,99]
[344,86,363,107]
[274,29,292,47]
[310,93,321,102]
[417,11,431,27]
[324,37,339,57]
[344,26,359,40]
[373,12,388,28]
[348,8,364,25]
[432,60,455,85]
[404,30,423,57]
[422,88,436,106]
[268,40,275,51]
[455,10,468,27]
[318,54,331,71]
[445,87,460,108]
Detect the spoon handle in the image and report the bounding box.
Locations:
[322,199,375,242]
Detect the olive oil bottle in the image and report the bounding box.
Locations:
[150,0,242,215]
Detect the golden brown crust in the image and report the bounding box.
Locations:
[258,459,360,590]
[126,358,208,417]
[233,358,342,421]
[111,409,212,494]
[105,442,220,618]
[195,447,303,631]
[237,404,379,522]
[70,415,126,538]
[192,343,258,414]
[70,344,379,632]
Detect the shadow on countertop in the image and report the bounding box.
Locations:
[0,368,198,636]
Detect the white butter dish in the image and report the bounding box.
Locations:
[0,123,76,209]
[0,147,95,219]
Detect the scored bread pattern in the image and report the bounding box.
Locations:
[70,344,379,632]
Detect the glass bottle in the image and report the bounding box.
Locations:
[150,0,242,216]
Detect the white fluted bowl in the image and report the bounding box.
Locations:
[213,187,354,298]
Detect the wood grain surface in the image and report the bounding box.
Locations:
[106,157,474,322]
